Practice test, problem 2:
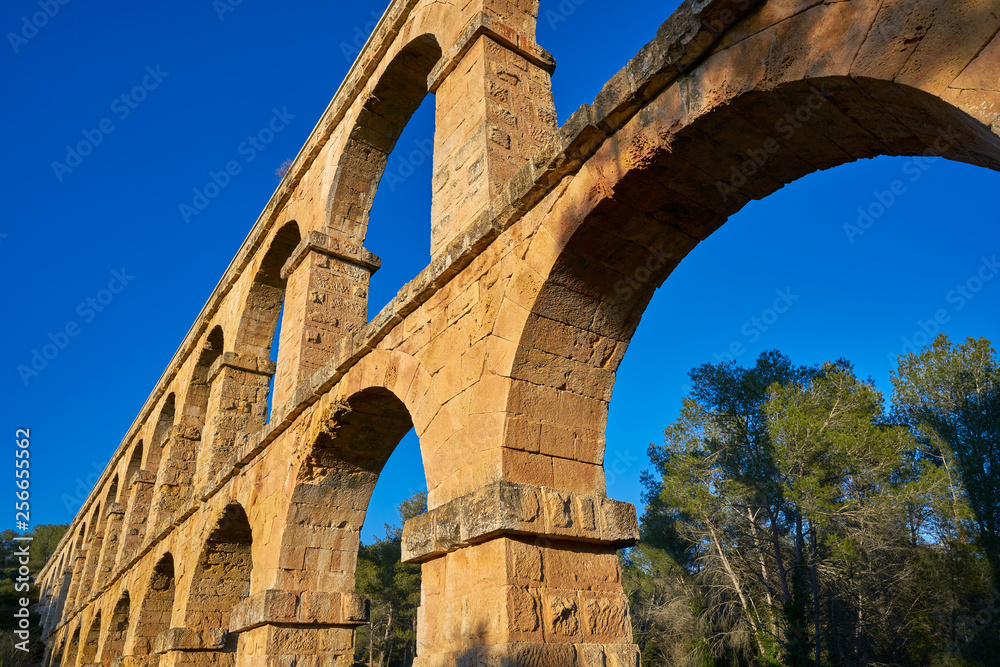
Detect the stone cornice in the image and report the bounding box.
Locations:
[400,481,639,563]
[280,230,381,280]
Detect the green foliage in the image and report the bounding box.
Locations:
[892,334,1000,590]
[354,492,426,667]
[29,524,69,575]
[636,346,998,666]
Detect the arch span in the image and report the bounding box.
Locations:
[326,33,442,243]
[504,76,1000,491]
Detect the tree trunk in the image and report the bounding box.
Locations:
[708,521,767,656]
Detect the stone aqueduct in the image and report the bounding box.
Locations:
[35,0,1000,663]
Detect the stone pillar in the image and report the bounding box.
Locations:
[192,353,275,493]
[428,11,557,256]
[273,230,380,412]
[116,471,156,569]
[95,503,126,590]
[402,482,640,665]
[77,534,104,605]
[148,426,201,535]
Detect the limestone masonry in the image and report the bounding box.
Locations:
[35,0,1000,664]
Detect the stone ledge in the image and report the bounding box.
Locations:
[412,641,638,667]
[153,627,227,653]
[229,590,369,633]
[280,230,381,279]
[110,656,158,667]
[128,469,155,489]
[428,11,557,92]
[401,482,639,563]
[207,352,277,383]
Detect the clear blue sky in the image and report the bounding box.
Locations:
[2,0,998,544]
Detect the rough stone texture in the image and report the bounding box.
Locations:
[401,481,638,562]
[36,0,1000,664]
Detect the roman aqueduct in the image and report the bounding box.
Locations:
[35,0,1000,663]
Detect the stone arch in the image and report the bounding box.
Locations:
[93,475,124,589]
[213,221,302,440]
[103,476,119,510]
[275,351,427,594]
[74,505,102,605]
[326,33,442,242]
[125,440,143,488]
[61,524,87,616]
[43,551,71,635]
[130,553,175,656]
[186,325,226,429]
[116,440,154,570]
[234,222,301,361]
[63,624,80,666]
[179,503,253,651]
[79,609,101,664]
[100,591,130,662]
[503,0,1000,494]
[218,351,430,664]
[151,325,227,527]
[145,393,175,475]
[48,628,66,666]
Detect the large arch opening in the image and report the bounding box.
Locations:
[79,609,101,664]
[130,553,175,656]
[233,221,301,426]
[275,369,427,664]
[146,393,175,475]
[187,325,225,430]
[153,325,226,523]
[63,626,80,666]
[95,474,123,588]
[125,441,143,485]
[281,384,419,588]
[327,34,441,328]
[503,8,1000,658]
[505,75,1000,495]
[326,34,441,244]
[116,440,149,569]
[182,503,253,651]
